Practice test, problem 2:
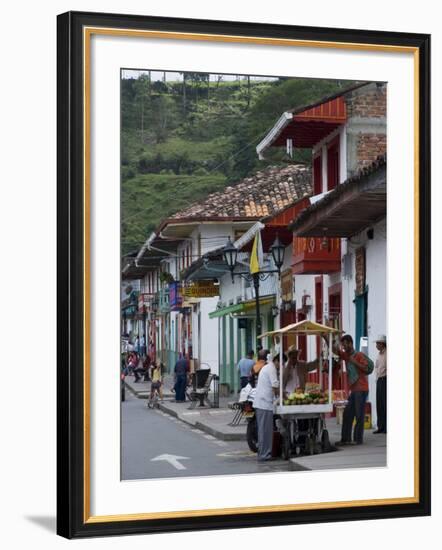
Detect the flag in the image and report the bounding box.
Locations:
[249,230,264,274]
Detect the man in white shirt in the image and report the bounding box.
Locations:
[373,335,387,434]
[254,353,283,461]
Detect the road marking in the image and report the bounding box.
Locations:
[216,450,256,458]
[151,454,190,470]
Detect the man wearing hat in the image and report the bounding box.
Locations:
[282,345,320,394]
[374,335,387,434]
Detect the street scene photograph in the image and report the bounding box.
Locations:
[120,69,387,480]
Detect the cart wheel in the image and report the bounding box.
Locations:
[246,417,258,453]
[281,432,291,460]
[321,429,332,452]
[307,436,315,455]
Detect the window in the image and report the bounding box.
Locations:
[313,154,322,195]
[327,137,340,190]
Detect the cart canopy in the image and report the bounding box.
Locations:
[258,319,340,339]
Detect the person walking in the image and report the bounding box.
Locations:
[253,353,281,461]
[174,354,189,402]
[140,334,146,357]
[150,362,163,402]
[373,335,387,434]
[327,334,374,446]
[134,335,140,355]
[237,350,255,389]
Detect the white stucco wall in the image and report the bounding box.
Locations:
[340,219,387,425]
[195,297,220,374]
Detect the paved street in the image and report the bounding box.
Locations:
[121,391,291,480]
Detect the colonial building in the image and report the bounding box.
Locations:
[256,82,387,420]
[122,163,311,392]
[181,164,311,394]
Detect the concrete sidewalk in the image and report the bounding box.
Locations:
[124,374,387,469]
[289,422,387,471]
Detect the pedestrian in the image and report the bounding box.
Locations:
[140,334,146,357]
[133,354,145,383]
[373,335,387,434]
[142,354,151,381]
[249,348,269,387]
[150,362,163,401]
[237,350,255,389]
[174,354,189,402]
[253,352,282,461]
[282,345,321,394]
[134,335,140,355]
[327,334,374,446]
[126,352,137,375]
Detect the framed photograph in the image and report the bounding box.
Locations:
[57,11,431,538]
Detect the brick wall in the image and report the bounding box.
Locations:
[346,84,387,119]
[356,133,387,169]
[346,84,387,171]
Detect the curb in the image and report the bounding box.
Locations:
[194,421,245,441]
[158,403,246,441]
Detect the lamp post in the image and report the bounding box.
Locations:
[222,234,285,350]
[142,304,147,357]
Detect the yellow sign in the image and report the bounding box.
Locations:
[183,281,219,298]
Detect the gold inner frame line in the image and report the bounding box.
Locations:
[82,26,420,524]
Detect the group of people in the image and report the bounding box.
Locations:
[122,350,164,401]
[125,334,146,357]
[237,332,387,461]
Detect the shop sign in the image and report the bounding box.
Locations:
[183,280,219,298]
[281,269,294,302]
[138,293,154,312]
[169,282,183,309]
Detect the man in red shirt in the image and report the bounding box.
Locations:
[330,334,370,446]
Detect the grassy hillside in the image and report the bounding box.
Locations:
[121,73,353,255]
[122,173,227,255]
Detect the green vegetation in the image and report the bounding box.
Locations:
[121,72,353,255]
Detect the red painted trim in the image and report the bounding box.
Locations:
[327,136,340,191]
[313,155,322,195]
[292,260,341,275]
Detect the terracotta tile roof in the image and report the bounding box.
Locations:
[170,164,312,220]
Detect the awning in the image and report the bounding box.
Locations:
[256,83,367,158]
[259,319,340,338]
[290,156,386,238]
[209,296,275,319]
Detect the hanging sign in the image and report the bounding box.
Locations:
[183,281,219,298]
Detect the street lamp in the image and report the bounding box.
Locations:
[222,232,285,349]
[222,237,238,282]
[269,235,285,271]
[142,305,147,357]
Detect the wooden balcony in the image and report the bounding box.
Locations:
[292,237,341,274]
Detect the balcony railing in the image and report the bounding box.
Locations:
[292,237,341,275]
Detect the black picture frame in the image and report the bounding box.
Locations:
[57,10,431,539]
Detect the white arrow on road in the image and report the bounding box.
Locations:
[150,454,190,470]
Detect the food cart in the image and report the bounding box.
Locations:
[258,320,340,459]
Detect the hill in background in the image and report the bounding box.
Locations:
[121,72,353,256]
